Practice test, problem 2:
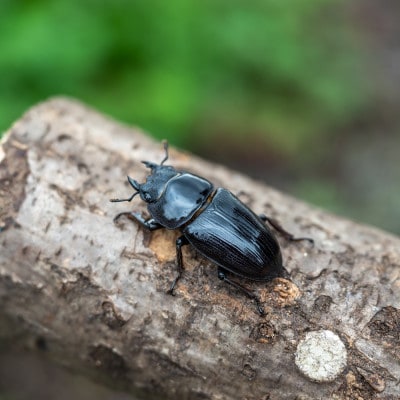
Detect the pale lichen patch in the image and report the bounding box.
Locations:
[295,330,347,382]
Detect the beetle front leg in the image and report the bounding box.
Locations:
[167,235,189,296]
[113,211,163,231]
[259,214,314,245]
[217,267,265,315]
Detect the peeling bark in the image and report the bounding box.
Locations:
[0,97,399,399]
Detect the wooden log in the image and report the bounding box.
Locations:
[0,97,399,399]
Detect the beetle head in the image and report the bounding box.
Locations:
[139,164,178,203]
[110,141,178,204]
[137,141,179,203]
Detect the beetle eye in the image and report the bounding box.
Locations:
[142,192,152,202]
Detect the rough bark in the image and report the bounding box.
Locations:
[0,97,399,400]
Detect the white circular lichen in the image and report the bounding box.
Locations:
[295,330,347,382]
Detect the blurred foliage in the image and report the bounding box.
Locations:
[6,0,396,235]
[0,0,366,154]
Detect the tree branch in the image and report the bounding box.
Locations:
[1,97,399,399]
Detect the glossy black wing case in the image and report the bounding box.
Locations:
[182,188,283,280]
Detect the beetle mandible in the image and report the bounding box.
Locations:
[110,141,313,315]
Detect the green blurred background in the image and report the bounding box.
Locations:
[1,0,400,235]
[1,2,400,399]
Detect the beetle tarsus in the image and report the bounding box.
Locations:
[113,211,131,224]
[217,267,265,315]
[166,285,176,296]
[259,214,314,245]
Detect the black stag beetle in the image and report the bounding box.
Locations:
[111,141,313,314]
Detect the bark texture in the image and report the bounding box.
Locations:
[0,97,399,399]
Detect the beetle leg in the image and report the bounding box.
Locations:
[258,214,314,245]
[217,267,265,315]
[113,212,163,231]
[167,235,189,295]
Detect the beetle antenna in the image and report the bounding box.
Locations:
[110,191,139,203]
[160,140,169,165]
[110,176,141,203]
